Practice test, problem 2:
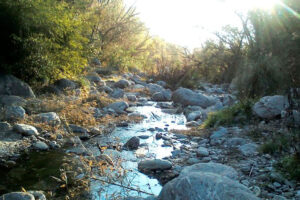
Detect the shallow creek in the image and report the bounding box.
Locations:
[91,102,187,199]
[0,102,188,199]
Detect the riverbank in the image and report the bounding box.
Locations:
[0,68,299,200]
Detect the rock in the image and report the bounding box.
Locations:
[187,158,200,165]
[33,141,49,151]
[0,192,35,200]
[1,106,26,121]
[0,122,11,131]
[13,124,39,136]
[187,110,206,122]
[172,88,215,108]
[159,172,259,200]
[186,121,200,127]
[0,75,35,98]
[180,163,238,180]
[107,101,129,114]
[53,78,78,91]
[224,137,248,148]
[138,135,150,139]
[0,95,27,107]
[109,88,124,99]
[272,195,287,200]
[252,95,289,119]
[131,75,146,85]
[156,81,167,87]
[86,73,101,83]
[147,84,164,95]
[238,143,258,156]
[69,124,88,133]
[196,147,209,157]
[28,191,46,200]
[138,159,172,171]
[89,127,101,135]
[35,112,61,126]
[95,67,112,76]
[156,133,163,140]
[133,84,145,89]
[127,95,137,102]
[152,89,172,102]
[114,79,130,89]
[39,85,63,96]
[210,127,228,145]
[99,86,113,94]
[124,136,140,150]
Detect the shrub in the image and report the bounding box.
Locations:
[0,0,89,84]
[202,99,254,128]
[278,155,300,181]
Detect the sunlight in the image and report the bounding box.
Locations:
[124,0,284,49]
[230,0,281,11]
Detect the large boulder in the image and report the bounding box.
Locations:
[252,95,289,119]
[0,75,35,98]
[0,95,27,107]
[156,81,167,88]
[180,163,238,180]
[114,79,130,89]
[13,124,39,136]
[172,88,214,108]
[186,110,206,122]
[0,192,35,200]
[109,88,124,99]
[158,172,259,200]
[1,106,26,121]
[107,101,129,114]
[34,112,61,126]
[138,159,172,172]
[53,78,78,91]
[151,89,172,102]
[33,141,49,151]
[147,84,164,95]
[130,75,146,86]
[86,73,102,83]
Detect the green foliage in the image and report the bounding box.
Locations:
[235,56,288,98]
[0,0,89,84]
[260,129,300,180]
[260,141,284,155]
[202,99,254,128]
[235,0,300,97]
[278,155,300,181]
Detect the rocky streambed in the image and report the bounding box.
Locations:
[0,73,299,200]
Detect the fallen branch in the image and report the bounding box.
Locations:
[91,177,154,195]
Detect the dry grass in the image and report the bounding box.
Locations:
[170,127,211,137]
[21,86,144,138]
[124,87,150,97]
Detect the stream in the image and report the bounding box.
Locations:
[0,101,188,199]
[90,102,187,199]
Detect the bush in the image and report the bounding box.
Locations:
[278,155,300,181]
[235,56,288,98]
[202,99,254,128]
[0,0,89,84]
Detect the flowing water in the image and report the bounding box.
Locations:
[91,102,187,199]
[0,102,188,199]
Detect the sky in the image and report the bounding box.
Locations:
[124,0,280,49]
